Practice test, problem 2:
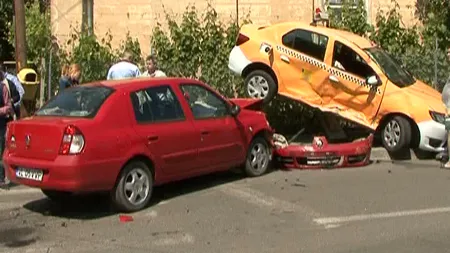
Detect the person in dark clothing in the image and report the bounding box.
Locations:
[59,64,81,92]
[0,70,14,186]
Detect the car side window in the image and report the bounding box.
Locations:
[180,84,230,119]
[282,29,329,61]
[130,85,185,123]
[332,41,376,79]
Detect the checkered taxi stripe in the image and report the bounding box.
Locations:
[276,45,381,94]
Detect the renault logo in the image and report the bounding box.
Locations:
[25,135,31,147]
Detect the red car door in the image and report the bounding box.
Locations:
[178,83,246,171]
[130,84,200,176]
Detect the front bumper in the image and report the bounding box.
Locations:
[417,120,447,152]
[228,46,252,76]
[274,134,373,170]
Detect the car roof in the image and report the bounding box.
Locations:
[81,77,203,91]
[270,21,374,49]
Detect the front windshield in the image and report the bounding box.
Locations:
[364,47,416,88]
[35,85,114,118]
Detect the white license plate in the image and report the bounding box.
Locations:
[16,167,43,181]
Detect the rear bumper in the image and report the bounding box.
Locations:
[3,151,121,193]
[228,46,252,76]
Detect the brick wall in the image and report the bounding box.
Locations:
[50,0,417,56]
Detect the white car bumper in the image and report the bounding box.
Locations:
[228,46,252,76]
[417,120,447,152]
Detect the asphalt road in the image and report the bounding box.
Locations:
[1,159,450,253]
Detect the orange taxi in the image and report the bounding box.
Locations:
[228,19,447,154]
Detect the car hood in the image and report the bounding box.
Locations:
[229,98,264,111]
[403,80,446,114]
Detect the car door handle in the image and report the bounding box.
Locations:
[201,131,209,135]
[280,55,290,63]
[329,75,339,83]
[147,135,159,142]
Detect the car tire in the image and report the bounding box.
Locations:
[112,160,153,213]
[42,190,73,202]
[244,70,277,104]
[244,137,271,177]
[381,116,412,153]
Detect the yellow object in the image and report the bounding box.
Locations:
[17,68,39,101]
[229,21,447,152]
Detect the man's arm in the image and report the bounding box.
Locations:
[0,84,12,117]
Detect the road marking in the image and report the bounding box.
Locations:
[314,207,450,226]
[153,233,194,246]
[217,183,321,219]
[0,187,41,196]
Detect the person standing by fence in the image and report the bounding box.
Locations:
[441,46,450,168]
[59,64,81,93]
[0,69,14,186]
[141,55,166,78]
[0,62,24,119]
[107,51,141,80]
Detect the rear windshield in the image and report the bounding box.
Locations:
[35,85,114,118]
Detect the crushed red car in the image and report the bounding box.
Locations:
[273,111,374,170]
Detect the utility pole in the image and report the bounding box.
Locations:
[14,0,27,72]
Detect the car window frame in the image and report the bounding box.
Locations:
[331,40,377,80]
[129,84,186,125]
[281,28,329,62]
[179,83,232,121]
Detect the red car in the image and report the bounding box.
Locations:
[273,111,374,169]
[3,77,273,212]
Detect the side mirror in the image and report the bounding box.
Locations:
[230,104,241,116]
[367,75,382,87]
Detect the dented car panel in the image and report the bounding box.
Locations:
[275,134,374,170]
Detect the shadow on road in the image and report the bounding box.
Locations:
[0,227,37,248]
[21,170,252,221]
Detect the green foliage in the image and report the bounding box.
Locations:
[369,3,420,58]
[0,0,14,59]
[328,0,373,36]
[116,32,143,67]
[65,29,117,83]
[151,4,247,97]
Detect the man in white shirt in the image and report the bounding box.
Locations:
[141,55,166,77]
[107,51,141,80]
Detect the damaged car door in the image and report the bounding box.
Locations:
[275,28,331,107]
[323,39,385,128]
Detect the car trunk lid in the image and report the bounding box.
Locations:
[7,117,89,161]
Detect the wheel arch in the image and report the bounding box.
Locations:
[376,113,420,148]
[251,128,273,147]
[119,154,156,181]
[242,62,279,86]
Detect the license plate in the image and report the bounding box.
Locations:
[16,167,43,181]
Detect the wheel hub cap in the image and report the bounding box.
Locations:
[124,168,150,206]
[247,76,269,99]
[250,143,268,172]
[383,120,401,148]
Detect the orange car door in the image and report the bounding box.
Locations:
[274,28,331,107]
[322,39,385,128]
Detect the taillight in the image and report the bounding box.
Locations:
[59,125,85,155]
[236,33,249,46]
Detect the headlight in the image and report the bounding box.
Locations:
[429,110,446,124]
